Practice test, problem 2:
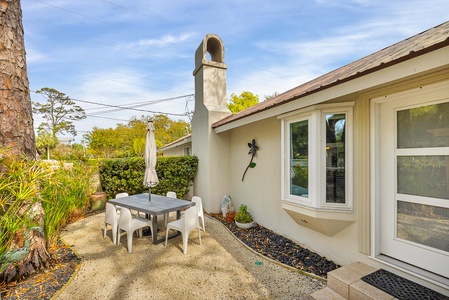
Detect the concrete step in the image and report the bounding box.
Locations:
[327,261,377,299]
[313,262,399,299]
[349,279,397,299]
[310,287,346,299]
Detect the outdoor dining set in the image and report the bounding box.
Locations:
[102,121,205,254]
[103,192,205,254]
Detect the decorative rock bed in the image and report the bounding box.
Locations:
[209,213,340,278]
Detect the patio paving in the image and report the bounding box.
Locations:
[54,213,324,299]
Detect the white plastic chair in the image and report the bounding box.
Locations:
[165,206,202,255]
[192,196,205,232]
[164,191,177,227]
[115,192,129,198]
[104,203,119,244]
[114,192,128,213]
[116,192,142,217]
[117,207,153,253]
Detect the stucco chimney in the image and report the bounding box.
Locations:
[192,34,231,213]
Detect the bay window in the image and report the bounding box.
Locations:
[281,103,353,211]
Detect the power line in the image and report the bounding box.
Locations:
[99,0,153,18]
[72,96,192,116]
[31,89,193,117]
[30,0,179,61]
[83,115,129,122]
[23,27,194,95]
[29,79,190,106]
[28,0,285,82]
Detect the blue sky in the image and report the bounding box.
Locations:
[22,0,449,143]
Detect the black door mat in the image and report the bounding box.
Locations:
[361,269,449,300]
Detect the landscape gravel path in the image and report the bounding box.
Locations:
[55,213,325,299]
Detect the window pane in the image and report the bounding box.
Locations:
[397,102,449,149]
[397,156,449,199]
[290,120,308,197]
[397,201,449,252]
[326,114,346,203]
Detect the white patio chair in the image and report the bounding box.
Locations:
[104,203,119,244]
[165,206,202,255]
[117,207,153,253]
[114,192,127,213]
[115,192,129,198]
[116,192,142,217]
[164,191,177,227]
[192,196,205,232]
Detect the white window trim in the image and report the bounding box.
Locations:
[280,102,354,211]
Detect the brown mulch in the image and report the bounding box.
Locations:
[0,242,80,300]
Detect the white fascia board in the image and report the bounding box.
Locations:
[214,47,449,134]
[159,137,191,151]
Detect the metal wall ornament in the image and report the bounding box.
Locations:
[242,139,259,181]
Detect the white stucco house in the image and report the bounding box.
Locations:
[158,133,191,157]
[191,20,449,294]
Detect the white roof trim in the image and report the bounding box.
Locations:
[214,47,449,133]
[159,137,191,151]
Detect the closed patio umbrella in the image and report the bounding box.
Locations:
[143,121,158,201]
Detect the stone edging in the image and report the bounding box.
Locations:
[205,215,327,282]
[50,237,82,300]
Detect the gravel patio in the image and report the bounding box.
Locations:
[53,212,325,299]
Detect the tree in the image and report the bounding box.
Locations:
[264,92,279,100]
[87,127,121,158]
[0,0,48,281]
[32,87,86,138]
[133,138,145,157]
[51,143,86,161]
[0,0,36,159]
[36,130,58,160]
[152,114,190,147]
[86,115,191,158]
[227,91,259,113]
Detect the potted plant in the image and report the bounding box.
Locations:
[225,208,236,222]
[234,204,255,229]
[90,191,107,211]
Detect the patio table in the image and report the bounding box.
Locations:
[108,193,195,244]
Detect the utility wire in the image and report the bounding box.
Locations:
[99,0,153,18]
[83,96,193,116]
[31,89,193,116]
[23,26,194,94]
[83,115,130,122]
[28,0,286,81]
[30,0,178,61]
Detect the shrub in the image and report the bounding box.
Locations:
[40,161,95,246]
[0,157,48,258]
[99,156,198,199]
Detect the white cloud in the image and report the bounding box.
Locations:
[23,0,449,142]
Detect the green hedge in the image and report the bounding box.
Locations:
[99,156,198,199]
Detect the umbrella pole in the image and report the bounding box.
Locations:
[148,188,151,201]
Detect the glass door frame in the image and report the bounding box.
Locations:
[371,80,449,287]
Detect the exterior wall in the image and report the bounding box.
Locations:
[353,97,371,255]
[224,115,365,265]
[220,71,449,267]
[159,144,191,157]
[192,30,449,290]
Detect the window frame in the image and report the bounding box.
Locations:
[281,103,354,211]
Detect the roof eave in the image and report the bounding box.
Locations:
[213,38,449,133]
